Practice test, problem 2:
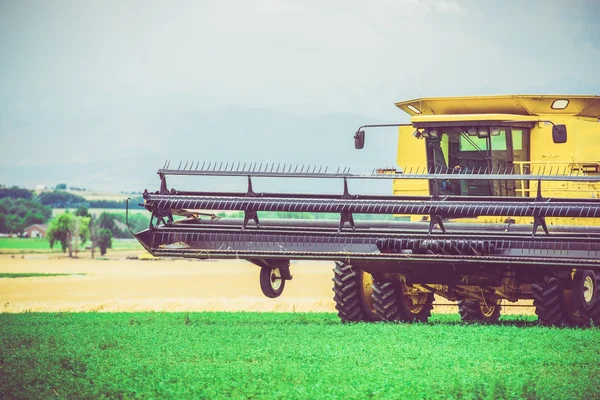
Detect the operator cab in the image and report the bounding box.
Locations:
[414,123,531,196]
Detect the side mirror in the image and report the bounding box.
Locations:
[354,130,365,149]
[552,124,567,144]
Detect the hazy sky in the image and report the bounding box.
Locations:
[1,0,599,192]
[1,0,599,122]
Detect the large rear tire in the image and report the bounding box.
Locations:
[371,278,434,322]
[533,277,590,327]
[332,262,378,323]
[458,299,501,323]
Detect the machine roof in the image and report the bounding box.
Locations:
[395,95,600,119]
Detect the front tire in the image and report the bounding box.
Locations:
[533,277,589,327]
[458,299,501,323]
[332,262,378,323]
[371,278,434,322]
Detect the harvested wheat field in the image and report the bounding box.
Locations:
[0,252,534,315]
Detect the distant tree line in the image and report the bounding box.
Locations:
[0,187,34,200]
[0,186,145,234]
[38,191,90,208]
[0,198,52,233]
[21,190,144,209]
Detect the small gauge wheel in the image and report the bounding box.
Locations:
[260,266,285,298]
[573,270,597,312]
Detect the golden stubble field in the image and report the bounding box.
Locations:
[0,252,535,315]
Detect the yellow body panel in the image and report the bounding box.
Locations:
[393,125,428,198]
[411,113,541,123]
[395,95,600,119]
[393,95,600,225]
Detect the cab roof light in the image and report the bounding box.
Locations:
[490,127,501,136]
[551,99,569,110]
[467,127,477,136]
[407,105,422,114]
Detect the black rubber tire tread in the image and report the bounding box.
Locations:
[332,262,377,323]
[533,277,590,327]
[371,281,403,321]
[458,300,501,323]
[532,278,566,326]
[371,278,433,323]
[259,266,285,299]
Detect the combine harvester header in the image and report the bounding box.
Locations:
[133,94,600,326]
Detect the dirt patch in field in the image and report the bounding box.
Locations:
[0,253,535,315]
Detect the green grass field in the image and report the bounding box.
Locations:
[0,238,142,253]
[1,312,598,399]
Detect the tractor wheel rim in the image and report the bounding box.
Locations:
[481,303,496,317]
[270,268,283,291]
[361,271,376,313]
[583,276,595,304]
[405,293,427,314]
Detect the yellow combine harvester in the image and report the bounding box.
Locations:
[133,94,600,327]
[393,95,600,223]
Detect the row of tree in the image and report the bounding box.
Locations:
[47,209,113,257]
[45,207,151,257]
[37,191,144,209]
[0,198,53,233]
[0,186,146,234]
